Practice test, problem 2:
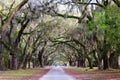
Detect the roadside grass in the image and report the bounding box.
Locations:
[69,67,98,72]
[69,67,120,73]
[67,67,120,78]
[0,68,42,78]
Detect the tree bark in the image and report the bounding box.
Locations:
[28,58,31,69]
[97,50,103,70]
[11,54,17,70]
[103,52,109,70]
[38,42,47,67]
[87,56,93,69]
[22,57,28,69]
[109,53,119,69]
[82,49,86,67]
[69,59,72,66]
[12,19,30,70]
[98,58,103,70]
[18,36,30,69]
[77,60,81,67]
[38,50,44,67]
[0,43,3,70]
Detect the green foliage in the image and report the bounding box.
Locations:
[87,11,107,31]
[106,5,120,27]
[106,27,120,44]
[87,4,120,45]
[105,5,120,44]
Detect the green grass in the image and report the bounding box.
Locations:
[112,69,120,73]
[67,67,120,78]
[69,67,98,72]
[0,69,41,77]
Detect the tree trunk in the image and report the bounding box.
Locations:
[98,58,103,70]
[18,37,30,69]
[33,57,39,68]
[28,59,31,69]
[32,58,36,68]
[11,45,18,70]
[81,59,86,67]
[8,57,11,69]
[22,58,27,69]
[87,56,93,69]
[118,55,120,68]
[97,49,103,70]
[38,44,46,67]
[38,53,44,67]
[77,60,81,67]
[69,58,73,66]
[82,49,86,67]
[98,52,103,70]
[109,53,119,69]
[0,39,3,70]
[11,54,17,70]
[103,53,109,70]
[0,54,3,70]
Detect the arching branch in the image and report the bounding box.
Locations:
[113,0,120,7]
[0,0,29,35]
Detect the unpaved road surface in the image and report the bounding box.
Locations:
[39,67,76,80]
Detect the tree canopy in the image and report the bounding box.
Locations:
[0,0,120,70]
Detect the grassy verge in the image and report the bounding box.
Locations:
[70,67,98,72]
[68,67,120,73]
[0,68,44,79]
[66,67,120,78]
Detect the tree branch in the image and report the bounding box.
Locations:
[0,0,28,35]
[64,1,104,8]
[113,0,120,7]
